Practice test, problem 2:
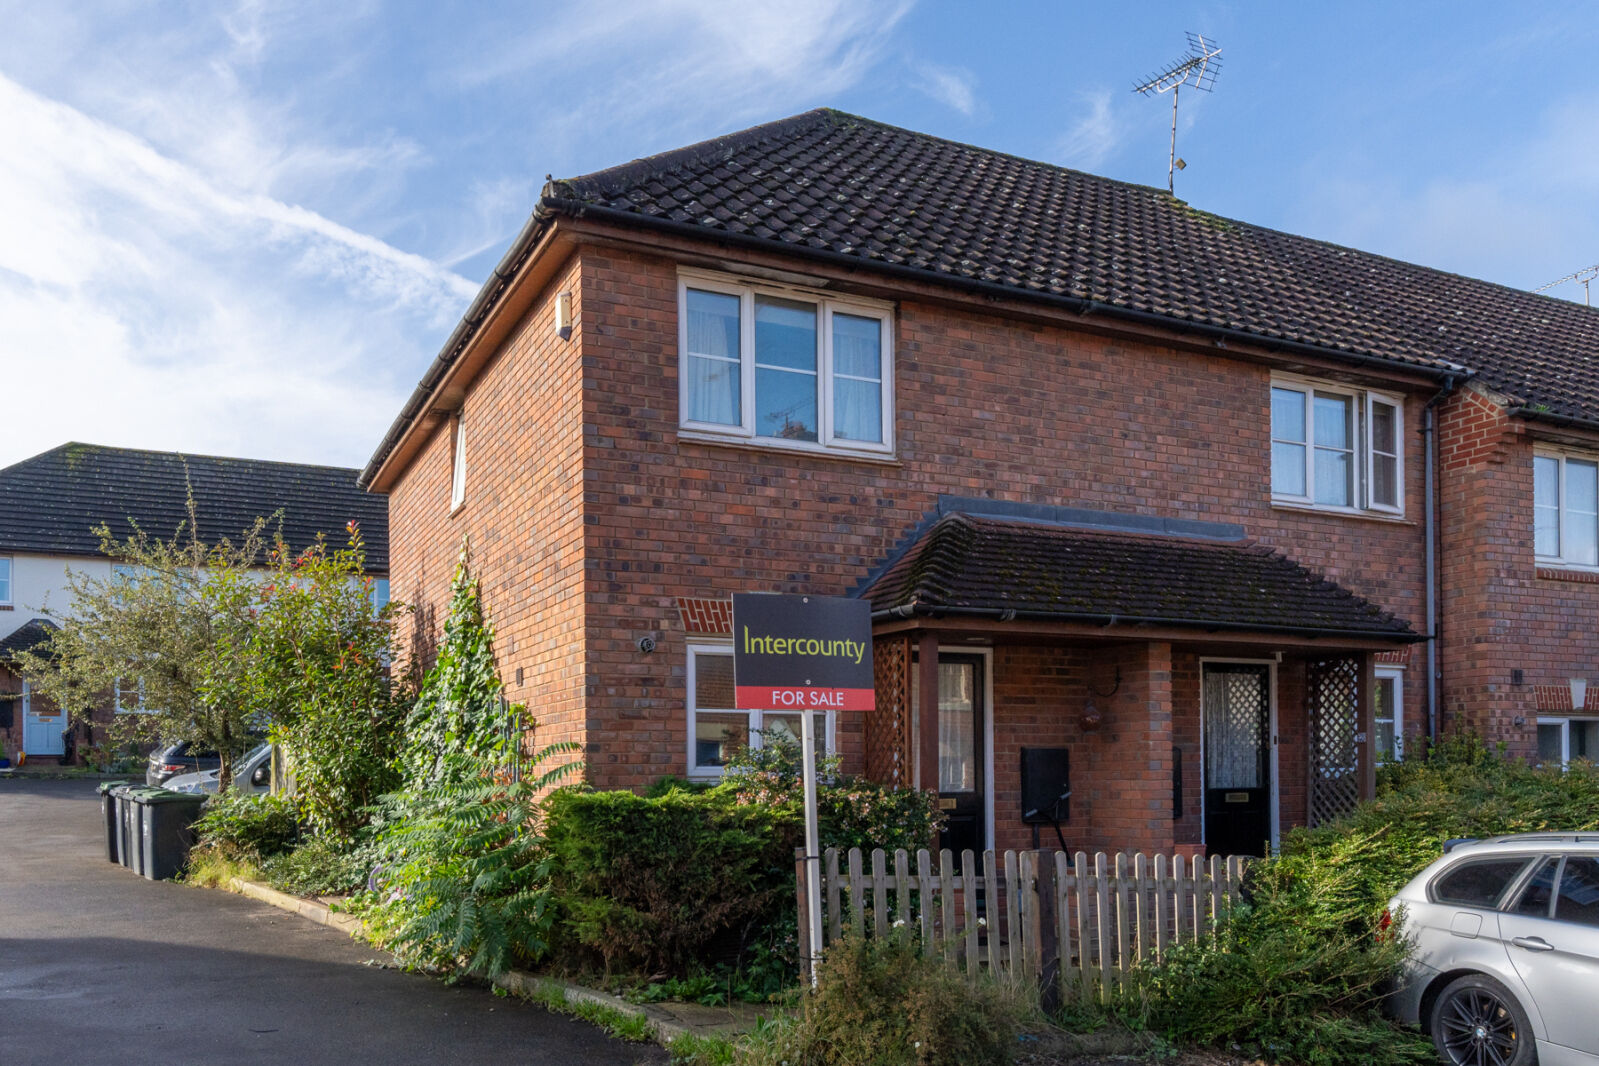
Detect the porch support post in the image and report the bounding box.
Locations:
[1358,652,1377,802]
[917,632,939,793]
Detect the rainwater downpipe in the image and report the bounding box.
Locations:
[1423,376,1460,745]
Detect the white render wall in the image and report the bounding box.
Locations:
[0,553,112,642]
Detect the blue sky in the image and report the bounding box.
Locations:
[4,1,1597,471]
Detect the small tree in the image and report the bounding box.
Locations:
[249,523,402,838]
[397,543,512,788]
[16,510,266,788]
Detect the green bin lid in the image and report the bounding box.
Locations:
[97,781,129,794]
[139,789,208,805]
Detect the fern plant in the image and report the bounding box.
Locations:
[363,745,581,977]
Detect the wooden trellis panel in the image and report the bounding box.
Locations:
[1307,657,1360,827]
[867,636,913,787]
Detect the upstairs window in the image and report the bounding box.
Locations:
[1270,378,1402,513]
[450,414,466,510]
[679,272,893,456]
[1535,451,1598,568]
[0,555,10,605]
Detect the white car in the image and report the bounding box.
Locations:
[164,742,274,796]
[1388,833,1599,1066]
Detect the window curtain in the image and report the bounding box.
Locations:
[832,315,882,442]
[686,293,740,425]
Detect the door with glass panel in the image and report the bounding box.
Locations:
[914,655,985,862]
[1203,663,1272,857]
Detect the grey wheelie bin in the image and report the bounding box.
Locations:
[118,786,160,875]
[97,781,128,863]
[136,789,207,880]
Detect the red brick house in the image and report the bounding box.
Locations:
[361,110,1599,858]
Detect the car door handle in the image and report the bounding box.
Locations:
[1512,936,1555,952]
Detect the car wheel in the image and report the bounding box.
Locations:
[1430,973,1537,1066]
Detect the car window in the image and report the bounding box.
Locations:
[1510,856,1559,917]
[1555,856,1599,928]
[1432,858,1534,908]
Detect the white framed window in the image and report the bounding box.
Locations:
[686,641,834,779]
[1270,377,1403,514]
[678,270,893,457]
[1374,667,1404,763]
[114,677,152,715]
[1537,717,1599,769]
[0,555,11,605]
[450,414,466,510]
[1535,451,1599,568]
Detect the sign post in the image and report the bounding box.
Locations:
[732,593,874,987]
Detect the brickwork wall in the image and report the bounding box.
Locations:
[1438,384,1599,758]
[385,254,590,771]
[572,246,1430,793]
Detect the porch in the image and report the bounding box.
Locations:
[854,504,1420,858]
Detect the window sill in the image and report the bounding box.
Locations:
[1269,502,1414,526]
[449,500,466,518]
[1536,566,1599,584]
[677,430,902,467]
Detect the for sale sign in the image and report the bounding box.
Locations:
[732,594,875,711]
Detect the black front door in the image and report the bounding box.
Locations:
[1203,663,1272,858]
[929,655,985,862]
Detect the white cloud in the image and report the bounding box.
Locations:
[454,0,916,145]
[0,70,474,470]
[909,60,978,117]
[1291,94,1599,292]
[1057,90,1126,171]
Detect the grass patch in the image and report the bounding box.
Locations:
[515,977,657,1043]
[182,846,264,889]
[666,1030,739,1066]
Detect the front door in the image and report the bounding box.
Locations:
[929,655,986,861]
[21,683,65,756]
[1203,663,1271,857]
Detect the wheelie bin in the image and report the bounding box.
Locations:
[97,781,128,863]
[136,789,208,881]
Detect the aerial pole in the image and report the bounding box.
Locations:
[1134,32,1223,194]
[1534,263,1599,306]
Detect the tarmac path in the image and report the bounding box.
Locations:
[0,776,664,1066]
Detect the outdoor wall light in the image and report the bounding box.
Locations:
[555,291,574,340]
[1079,699,1103,732]
[1571,677,1588,711]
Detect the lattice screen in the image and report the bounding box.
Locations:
[867,636,912,788]
[1307,657,1360,827]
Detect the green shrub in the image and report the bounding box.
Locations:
[720,732,944,854]
[739,936,1020,1066]
[358,746,580,978]
[1137,734,1599,1064]
[543,787,800,976]
[192,791,300,863]
[260,834,372,896]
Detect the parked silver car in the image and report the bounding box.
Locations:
[164,742,273,796]
[1388,833,1599,1066]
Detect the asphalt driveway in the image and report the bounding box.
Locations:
[0,776,664,1066]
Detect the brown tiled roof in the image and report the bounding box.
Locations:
[0,619,58,662]
[858,513,1416,640]
[363,107,1599,485]
[0,444,387,572]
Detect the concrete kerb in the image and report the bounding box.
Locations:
[213,875,759,1047]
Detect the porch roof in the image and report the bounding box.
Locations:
[0,619,59,663]
[857,513,1418,642]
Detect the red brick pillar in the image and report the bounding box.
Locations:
[1095,642,1178,855]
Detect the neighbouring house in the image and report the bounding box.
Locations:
[0,443,388,764]
[361,109,1599,858]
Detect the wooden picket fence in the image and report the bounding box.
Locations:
[798,847,1249,1001]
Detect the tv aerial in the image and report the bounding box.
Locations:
[1534,263,1599,306]
[1133,32,1223,194]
